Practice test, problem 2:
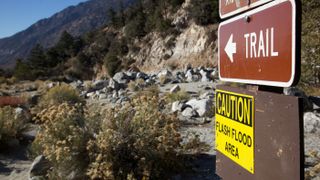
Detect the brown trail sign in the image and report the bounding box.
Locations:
[218,0,299,87]
[220,0,273,19]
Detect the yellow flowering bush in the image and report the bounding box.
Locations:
[87,95,183,180]
[31,103,89,179]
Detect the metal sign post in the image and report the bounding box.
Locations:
[216,0,303,179]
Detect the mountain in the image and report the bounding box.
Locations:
[0,0,135,68]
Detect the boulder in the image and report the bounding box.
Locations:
[199,92,215,99]
[98,94,108,100]
[186,99,214,117]
[158,69,173,84]
[304,112,320,133]
[136,72,148,80]
[199,69,210,82]
[309,96,320,110]
[185,69,194,82]
[29,155,51,179]
[170,85,181,93]
[69,80,83,89]
[182,107,199,117]
[108,79,121,91]
[172,101,184,112]
[92,80,108,91]
[113,72,130,84]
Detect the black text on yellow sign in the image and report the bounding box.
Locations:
[215,89,255,174]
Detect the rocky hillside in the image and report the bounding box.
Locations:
[0,0,135,68]
[126,1,219,72]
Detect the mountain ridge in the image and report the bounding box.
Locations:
[0,0,135,68]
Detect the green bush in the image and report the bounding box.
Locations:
[165,90,190,103]
[0,106,26,145]
[104,53,122,77]
[41,84,83,106]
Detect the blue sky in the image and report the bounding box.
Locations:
[0,0,88,39]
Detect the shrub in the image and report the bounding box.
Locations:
[165,90,190,103]
[104,53,122,77]
[134,85,160,98]
[31,103,89,179]
[86,95,183,179]
[0,106,26,145]
[38,84,84,108]
[128,79,145,92]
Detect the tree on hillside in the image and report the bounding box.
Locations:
[300,0,320,86]
[104,53,122,77]
[14,59,33,80]
[28,44,47,69]
[189,0,219,25]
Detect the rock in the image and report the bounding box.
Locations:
[284,87,313,111]
[108,79,121,91]
[113,72,130,84]
[185,69,200,82]
[158,69,172,84]
[310,96,320,110]
[186,99,214,117]
[47,82,55,89]
[20,124,39,141]
[199,92,215,99]
[86,92,95,98]
[69,80,83,89]
[29,155,50,179]
[92,80,108,91]
[304,112,320,133]
[28,94,41,106]
[172,101,184,112]
[199,69,210,82]
[112,91,118,99]
[136,72,148,80]
[15,107,31,122]
[182,107,199,117]
[98,94,107,100]
[185,69,194,82]
[211,69,219,79]
[170,85,181,93]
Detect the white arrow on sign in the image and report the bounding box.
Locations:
[224,34,237,63]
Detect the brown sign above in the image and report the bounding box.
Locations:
[218,0,298,87]
[219,0,273,19]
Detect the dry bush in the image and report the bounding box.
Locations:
[31,103,89,179]
[128,79,145,92]
[158,75,169,85]
[164,91,190,103]
[134,85,160,98]
[86,95,183,180]
[38,84,84,109]
[0,106,26,145]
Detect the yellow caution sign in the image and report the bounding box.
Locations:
[215,89,255,174]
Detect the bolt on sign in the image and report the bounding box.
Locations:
[220,0,273,19]
[218,0,298,87]
[215,89,255,174]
